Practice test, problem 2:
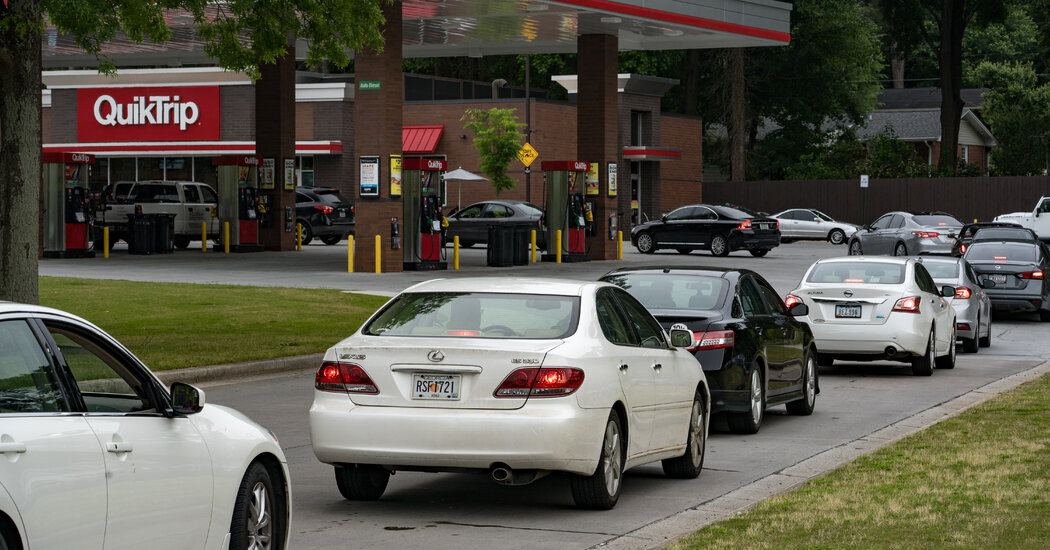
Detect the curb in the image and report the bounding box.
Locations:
[154,353,323,387]
[598,359,1050,550]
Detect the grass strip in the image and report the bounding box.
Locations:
[39,277,390,371]
[670,371,1050,549]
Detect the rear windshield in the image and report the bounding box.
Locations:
[973,229,1034,241]
[966,242,1038,261]
[919,261,960,279]
[131,185,180,203]
[710,205,755,219]
[515,203,544,216]
[313,189,351,206]
[363,292,580,339]
[913,215,961,227]
[602,273,729,311]
[807,262,906,284]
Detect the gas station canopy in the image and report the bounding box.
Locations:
[43,0,791,68]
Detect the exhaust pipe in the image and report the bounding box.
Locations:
[490,464,550,486]
[885,346,897,357]
[491,466,512,483]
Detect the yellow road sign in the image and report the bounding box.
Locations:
[517,142,538,167]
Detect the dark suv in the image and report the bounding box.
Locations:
[295,187,354,245]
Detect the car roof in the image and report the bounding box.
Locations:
[602,266,744,279]
[814,256,912,265]
[402,277,600,296]
[0,301,94,324]
[914,256,963,265]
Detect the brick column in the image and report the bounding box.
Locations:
[353,1,403,272]
[256,43,297,251]
[577,34,619,260]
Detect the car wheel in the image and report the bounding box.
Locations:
[894,242,908,256]
[962,316,979,353]
[230,462,286,550]
[1040,309,1050,322]
[828,229,846,245]
[459,240,474,248]
[635,232,656,254]
[786,352,817,416]
[0,521,17,550]
[911,330,935,376]
[570,411,624,510]
[935,328,956,369]
[709,234,730,257]
[676,248,691,255]
[979,316,992,348]
[727,368,764,434]
[173,236,191,249]
[296,222,313,246]
[749,248,769,257]
[335,464,390,501]
[320,235,342,246]
[662,390,707,479]
[848,240,863,255]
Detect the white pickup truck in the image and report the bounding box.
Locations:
[994,196,1050,242]
[94,180,221,249]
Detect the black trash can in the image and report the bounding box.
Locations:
[486,225,515,267]
[151,214,175,254]
[128,214,156,255]
[512,223,529,266]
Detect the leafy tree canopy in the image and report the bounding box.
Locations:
[460,108,526,196]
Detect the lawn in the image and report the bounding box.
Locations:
[671,371,1050,549]
[39,277,390,371]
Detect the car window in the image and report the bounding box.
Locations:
[888,215,905,229]
[914,264,937,294]
[518,203,544,216]
[199,185,218,204]
[965,242,1038,261]
[44,321,159,414]
[737,276,767,316]
[364,292,579,339]
[183,185,200,203]
[113,182,136,203]
[696,206,718,220]
[710,205,752,219]
[612,289,669,349]
[779,210,801,220]
[813,210,835,222]
[602,273,728,311]
[807,262,906,284]
[595,289,638,346]
[296,192,311,204]
[753,278,788,315]
[315,189,351,206]
[457,205,483,219]
[665,206,698,221]
[913,215,961,227]
[133,184,180,203]
[920,261,960,280]
[973,229,1035,241]
[482,204,512,218]
[871,215,893,230]
[0,320,69,413]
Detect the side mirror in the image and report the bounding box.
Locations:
[788,302,809,317]
[981,279,996,289]
[661,214,668,222]
[669,328,694,349]
[940,285,956,297]
[170,382,205,415]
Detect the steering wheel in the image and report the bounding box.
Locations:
[481,325,517,336]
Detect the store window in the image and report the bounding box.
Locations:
[298,156,314,187]
[110,158,136,184]
[165,156,193,181]
[137,157,164,181]
[193,157,217,187]
[87,158,109,192]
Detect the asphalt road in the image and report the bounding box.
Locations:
[41,240,1050,549]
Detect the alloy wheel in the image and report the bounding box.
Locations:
[749,369,763,425]
[247,481,273,550]
[602,420,623,497]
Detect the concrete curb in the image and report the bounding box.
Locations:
[154,353,323,387]
[598,360,1050,550]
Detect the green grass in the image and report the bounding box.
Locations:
[671,372,1050,550]
[39,277,390,371]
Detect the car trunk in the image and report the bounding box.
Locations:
[795,285,902,325]
[969,261,1038,291]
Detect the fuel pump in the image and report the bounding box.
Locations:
[43,152,95,258]
[402,158,448,271]
[213,156,264,252]
[540,161,591,262]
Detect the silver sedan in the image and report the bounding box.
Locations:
[848,211,963,256]
[914,256,993,353]
[772,208,858,245]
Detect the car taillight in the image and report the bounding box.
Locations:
[314,205,334,214]
[494,367,584,397]
[1019,271,1044,280]
[913,231,940,239]
[737,220,752,230]
[784,294,803,308]
[892,296,921,313]
[960,244,968,253]
[689,330,735,352]
[315,361,378,394]
[956,322,971,331]
[955,287,972,299]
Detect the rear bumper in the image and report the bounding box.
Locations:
[808,317,928,357]
[728,231,780,251]
[913,240,954,255]
[987,294,1044,312]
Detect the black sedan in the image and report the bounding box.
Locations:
[601,266,817,434]
[950,222,1038,256]
[295,187,355,245]
[445,200,546,248]
[964,240,1050,321]
[631,204,780,257]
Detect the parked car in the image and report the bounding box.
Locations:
[309,277,709,510]
[444,200,546,248]
[295,187,355,245]
[993,195,1050,241]
[771,208,858,245]
[847,211,963,256]
[914,256,993,352]
[0,302,290,549]
[94,180,221,249]
[631,204,780,257]
[950,222,1038,256]
[786,256,957,376]
[601,266,817,435]
[963,240,1050,321]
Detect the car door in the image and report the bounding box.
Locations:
[450,204,485,243]
[181,183,207,235]
[864,214,894,254]
[198,184,220,234]
[0,317,107,550]
[40,319,214,550]
[737,275,788,393]
[752,277,805,394]
[1033,197,1050,237]
[777,210,804,239]
[799,209,825,239]
[651,206,699,246]
[913,264,953,354]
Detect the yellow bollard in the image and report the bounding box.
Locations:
[201,222,207,252]
[103,226,109,259]
[374,235,382,273]
[296,224,302,251]
[453,236,460,270]
[617,231,623,260]
[348,235,354,273]
[223,222,230,254]
[556,229,562,263]
[530,230,537,263]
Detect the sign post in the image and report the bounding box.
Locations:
[860,174,869,225]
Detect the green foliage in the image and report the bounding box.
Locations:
[460,108,526,196]
[782,128,928,180]
[972,61,1050,176]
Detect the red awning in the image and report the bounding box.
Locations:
[403,125,444,154]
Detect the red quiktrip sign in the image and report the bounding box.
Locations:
[77,86,220,142]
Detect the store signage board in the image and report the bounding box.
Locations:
[77,86,220,142]
[860,174,869,188]
[284,158,295,191]
[359,81,381,90]
[608,163,617,197]
[517,143,538,167]
[360,156,380,197]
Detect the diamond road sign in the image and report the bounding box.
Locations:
[517,142,538,167]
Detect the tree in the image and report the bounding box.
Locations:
[972,61,1050,176]
[0,0,389,304]
[460,108,526,196]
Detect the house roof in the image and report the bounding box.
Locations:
[876,87,986,110]
[856,108,997,147]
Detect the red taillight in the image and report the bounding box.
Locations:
[447,329,480,336]
[960,244,968,253]
[954,287,972,299]
[737,220,752,230]
[313,205,334,214]
[494,368,584,397]
[892,296,921,313]
[689,330,735,352]
[784,295,803,308]
[1019,271,1044,280]
[315,361,378,394]
[913,231,940,239]
[956,322,971,331]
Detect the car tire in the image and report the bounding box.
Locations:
[780,238,794,244]
[459,240,474,248]
[635,232,656,254]
[320,234,342,246]
[911,330,935,376]
[1040,309,1050,322]
[296,221,313,246]
[848,240,863,255]
[749,248,769,257]
[979,317,992,348]
[230,462,285,550]
[173,236,191,249]
[676,248,691,255]
[335,464,390,501]
[570,411,624,510]
[786,352,817,416]
[662,390,707,479]
[816,352,834,367]
[710,234,730,257]
[727,368,764,434]
[962,317,979,353]
[935,328,956,369]
[828,229,846,245]
[894,242,908,256]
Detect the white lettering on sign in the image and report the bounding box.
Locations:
[93,94,200,131]
[427,160,443,169]
[70,153,91,163]
[574,162,588,170]
[243,157,261,166]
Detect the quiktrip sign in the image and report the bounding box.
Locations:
[77,86,220,142]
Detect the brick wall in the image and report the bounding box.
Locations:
[221,86,255,140]
[295,103,314,140]
[49,90,76,142]
[659,114,703,212]
[42,107,51,143]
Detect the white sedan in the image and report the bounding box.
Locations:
[785,257,957,376]
[772,208,858,245]
[309,277,710,509]
[0,303,290,550]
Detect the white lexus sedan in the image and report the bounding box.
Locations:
[309,277,709,510]
[0,303,290,550]
[785,257,957,376]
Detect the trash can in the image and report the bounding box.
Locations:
[128,214,156,255]
[151,214,175,254]
[512,224,530,266]
[486,225,515,267]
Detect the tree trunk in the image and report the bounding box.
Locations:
[890,42,905,89]
[684,49,700,116]
[938,0,966,174]
[729,48,746,182]
[0,1,43,304]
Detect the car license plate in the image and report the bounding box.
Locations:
[835,305,862,318]
[338,210,347,218]
[989,274,1007,284]
[413,374,460,400]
